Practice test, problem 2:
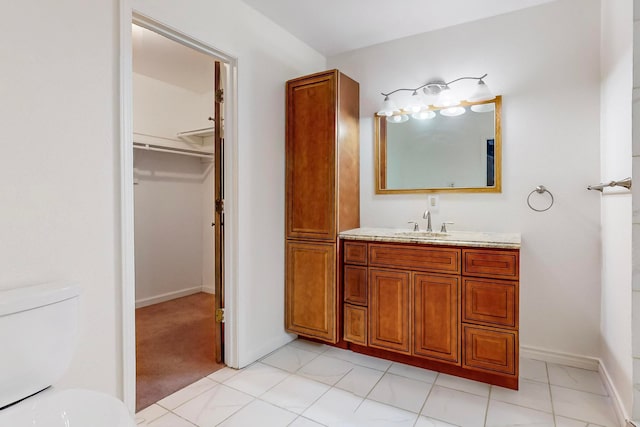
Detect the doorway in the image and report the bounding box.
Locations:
[130,21,228,412]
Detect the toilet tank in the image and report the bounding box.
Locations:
[0,282,80,408]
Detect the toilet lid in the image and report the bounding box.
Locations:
[0,388,136,427]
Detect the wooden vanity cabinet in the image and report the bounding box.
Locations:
[284,70,359,343]
[341,239,520,389]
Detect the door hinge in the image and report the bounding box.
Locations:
[215,308,225,323]
[215,88,224,103]
[215,199,224,213]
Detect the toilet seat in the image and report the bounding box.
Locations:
[0,387,136,426]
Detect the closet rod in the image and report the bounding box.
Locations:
[133,143,213,159]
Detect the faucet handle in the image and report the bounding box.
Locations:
[440,221,454,232]
[407,221,419,231]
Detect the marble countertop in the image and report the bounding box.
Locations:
[339,227,521,249]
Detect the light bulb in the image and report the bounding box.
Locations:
[434,86,461,108]
[440,107,466,117]
[387,114,409,123]
[467,80,494,102]
[404,91,424,113]
[470,103,495,113]
[411,110,436,120]
[377,96,399,117]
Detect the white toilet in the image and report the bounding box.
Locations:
[0,282,136,426]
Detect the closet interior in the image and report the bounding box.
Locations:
[132,23,223,411]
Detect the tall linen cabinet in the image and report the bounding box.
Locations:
[285,70,360,343]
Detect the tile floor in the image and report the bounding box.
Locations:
[135,339,620,427]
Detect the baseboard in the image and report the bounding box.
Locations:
[135,286,202,308]
[202,285,215,294]
[598,360,631,427]
[521,345,628,427]
[520,345,599,370]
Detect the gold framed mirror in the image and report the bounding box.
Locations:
[375,96,501,194]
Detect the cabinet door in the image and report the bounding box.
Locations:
[463,325,517,375]
[286,72,336,241]
[369,269,411,354]
[463,278,517,328]
[413,273,460,364]
[344,265,367,305]
[285,241,337,342]
[344,304,367,345]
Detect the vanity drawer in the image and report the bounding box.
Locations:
[369,243,460,274]
[463,324,517,375]
[344,265,367,305]
[344,304,367,345]
[463,249,519,280]
[344,241,367,265]
[463,278,518,329]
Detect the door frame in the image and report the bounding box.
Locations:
[119,5,239,413]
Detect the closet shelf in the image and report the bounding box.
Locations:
[176,127,214,139]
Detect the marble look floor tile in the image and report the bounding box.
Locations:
[302,387,363,426]
[414,415,460,427]
[551,385,618,427]
[387,362,438,383]
[555,416,588,427]
[288,339,329,354]
[261,345,320,373]
[367,372,432,413]
[289,416,326,426]
[297,354,355,385]
[207,366,240,383]
[547,364,607,395]
[350,399,418,426]
[223,362,290,396]
[260,375,330,414]
[173,384,253,426]
[435,373,490,397]
[217,399,297,426]
[335,365,385,397]
[490,379,552,413]
[323,347,393,371]
[156,377,217,410]
[421,386,488,427]
[520,358,549,383]
[485,400,554,427]
[147,412,196,427]
[135,404,168,425]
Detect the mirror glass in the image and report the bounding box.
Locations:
[375,96,501,193]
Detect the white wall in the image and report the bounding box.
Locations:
[600,0,633,417]
[131,0,327,367]
[133,150,210,306]
[632,0,640,420]
[0,0,324,399]
[0,1,120,395]
[133,70,214,306]
[330,0,603,357]
[133,73,213,139]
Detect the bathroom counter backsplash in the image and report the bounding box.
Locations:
[339,227,521,249]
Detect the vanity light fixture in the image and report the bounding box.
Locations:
[377,74,494,119]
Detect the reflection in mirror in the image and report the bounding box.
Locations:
[375,96,501,193]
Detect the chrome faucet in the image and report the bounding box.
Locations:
[422,210,432,232]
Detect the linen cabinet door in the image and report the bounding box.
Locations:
[413,273,460,364]
[285,241,337,342]
[285,73,336,241]
[368,269,411,354]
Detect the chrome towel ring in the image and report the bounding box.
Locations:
[527,185,554,212]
